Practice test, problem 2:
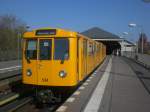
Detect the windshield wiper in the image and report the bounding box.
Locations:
[25,50,31,63]
[60,52,68,64]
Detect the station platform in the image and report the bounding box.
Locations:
[56,55,150,112]
[0,60,21,79]
[0,60,21,69]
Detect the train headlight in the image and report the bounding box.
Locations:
[59,70,67,78]
[26,69,32,76]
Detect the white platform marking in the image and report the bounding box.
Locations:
[92,75,95,77]
[89,76,93,79]
[56,106,67,112]
[86,79,91,82]
[83,58,112,112]
[79,86,85,90]
[0,66,21,71]
[94,72,97,75]
[73,91,80,95]
[95,71,98,73]
[83,82,88,86]
[66,97,75,103]
[0,66,21,73]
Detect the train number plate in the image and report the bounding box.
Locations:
[42,78,48,82]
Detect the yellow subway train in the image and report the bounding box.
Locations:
[22,27,106,103]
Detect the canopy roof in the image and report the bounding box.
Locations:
[81,27,120,39]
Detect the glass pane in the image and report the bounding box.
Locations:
[26,40,37,59]
[28,41,36,50]
[39,39,52,60]
[54,39,69,60]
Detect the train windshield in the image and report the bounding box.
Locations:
[54,38,69,60]
[26,39,37,59]
[39,39,52,60]
[25,38,69,60]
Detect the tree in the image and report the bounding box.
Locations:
[0,14,27,61]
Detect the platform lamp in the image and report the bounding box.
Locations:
[17,31,21,66]
[26,25,30,30]
[128,23,144,54]
[122,32,129,57]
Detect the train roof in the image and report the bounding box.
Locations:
[23,27,77,38]
[23,27,102,44]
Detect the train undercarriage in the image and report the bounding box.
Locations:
[33,86,76,104]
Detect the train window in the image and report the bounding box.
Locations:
[39,39,52,60]
[54,38,69,60]
[88,42,93,55]
[95,44,97,52]
[92,44,95,54]
[26,40,37,59]
[83,40,87,56]
[97,45,99,52]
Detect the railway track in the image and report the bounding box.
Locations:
[0,76,79,112]
[0,66,21,93]
[0,66,23,104]
[0,96,33,112]
[0,66,34,107]
[0,66,64,112]
[0,68,35,112]
[0,87,74,112]
[0,65,99,112]
[8,90,76,112]
[13,99,61,112]
[0,70,70,112]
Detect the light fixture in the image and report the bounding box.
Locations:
[59,70,67,78]
[26,69,32,76]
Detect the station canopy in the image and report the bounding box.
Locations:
[81,27,121,41]
[81,27,122,54]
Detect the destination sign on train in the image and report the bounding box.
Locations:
[36,29,56,35]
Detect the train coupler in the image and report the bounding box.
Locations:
[36,89,61,104]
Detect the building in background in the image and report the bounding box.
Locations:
[120,39,136,56]
[138,33,150,54]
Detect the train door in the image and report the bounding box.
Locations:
[78,38,87,80]
[37,38,53,85]
[78,38,81,81]
[83,39,87,77]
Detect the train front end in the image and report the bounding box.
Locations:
[22,28,78,88]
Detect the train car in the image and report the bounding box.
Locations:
[22,27,106,103]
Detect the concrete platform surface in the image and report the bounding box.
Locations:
[0,60,21,78]
[99,56,150,112]
[0,60,21,69]
[56,56,150,112]
[56,56,110,112]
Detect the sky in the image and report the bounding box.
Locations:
[0,0,150,42]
